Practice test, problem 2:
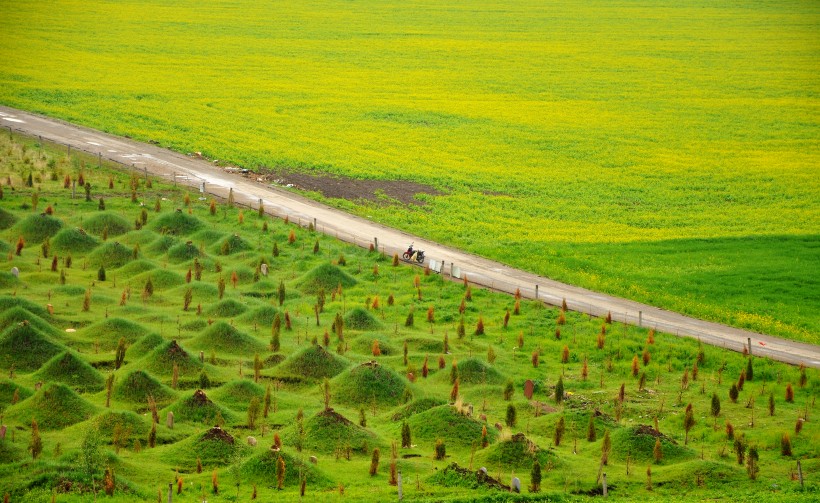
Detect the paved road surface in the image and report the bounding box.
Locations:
[2,105,818,368]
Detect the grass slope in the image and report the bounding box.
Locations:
[186,321,266,355]
[34,350,105,392]
[0,322,64,371]
[5,382,97,429]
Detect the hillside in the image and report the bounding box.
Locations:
[0,133,816,501]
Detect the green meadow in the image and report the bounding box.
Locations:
[0,0,817,345]
[0,133,817,501]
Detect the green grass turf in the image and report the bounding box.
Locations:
[0,133,816,501]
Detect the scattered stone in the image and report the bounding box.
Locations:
[10,267,18,278]
[479,414,487,422]
[494,422,503,431]
[511,476,521,493]
[166,411,174,429]
[247,436,257,447]
[309,455,318,464]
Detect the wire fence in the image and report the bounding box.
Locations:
[5,124,812,367]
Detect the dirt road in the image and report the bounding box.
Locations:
[2,105,818,368]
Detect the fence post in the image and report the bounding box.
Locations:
[638,311,642,327]
[602,473,608,497]
[535,284,538,300]
[748,337,752,357]
[98,152,102,168]
[374,237,378,249]
[67,144,71,155]
[797,460,804,488]
[167,481,173,503]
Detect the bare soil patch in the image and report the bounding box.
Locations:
[243,168,442,207]
[202,425,234,444]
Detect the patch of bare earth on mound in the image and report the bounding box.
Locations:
[202,425,234,444]
[242,168,442,207]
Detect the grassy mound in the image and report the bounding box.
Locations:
[81,212,131,237]
[131,268,185,291]
[240,305,278,326]
[180,319,207,332]
[127,332,164,358]
[14,213,63,243]
[344,307,380,331]
[206,299,248,318]
[479,432,552,469]
[301,408,381,454]
[178,281,218,299]
[167,426,247,468]
[147,234,176,253]
[611,425,694,463]
[0,296,50,318]
[187,321,267,355]
[0,306,60,338]
[34,351,105,392]
[297,262,357,294]
[114,369,177,406]
[334,361,407,406]
[407,405,496,448]
[191,229,226,243]
[0,438,25,463]
[54,285,85,296]
[51,227,100,254]
[140,340,202,377]
[0,272,18,290]
[210,379,265,410]
[165,389,237,424]
[5,383,97,429]
[167,241,202,262]
[0,207,17,230]
[0,379,32,411]
[82,317,147,350]
[669,459,746,487]
[391,397,448,421]
[150,212,203,236]
[213,233,252,255]
[0,322,64,371]
[242,449,333,488]
[249,279,276,292]
[114,258,156,276]
[275,345,350,380]
[94,409,150,437]
[352,336,397,356]
[87,241,132,268]
[454,358,505,385]
[118,228,160,246]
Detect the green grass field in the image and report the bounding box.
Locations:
[0,0,818,345]
[0,133,817,501]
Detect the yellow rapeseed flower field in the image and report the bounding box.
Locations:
[0,0,817,341]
